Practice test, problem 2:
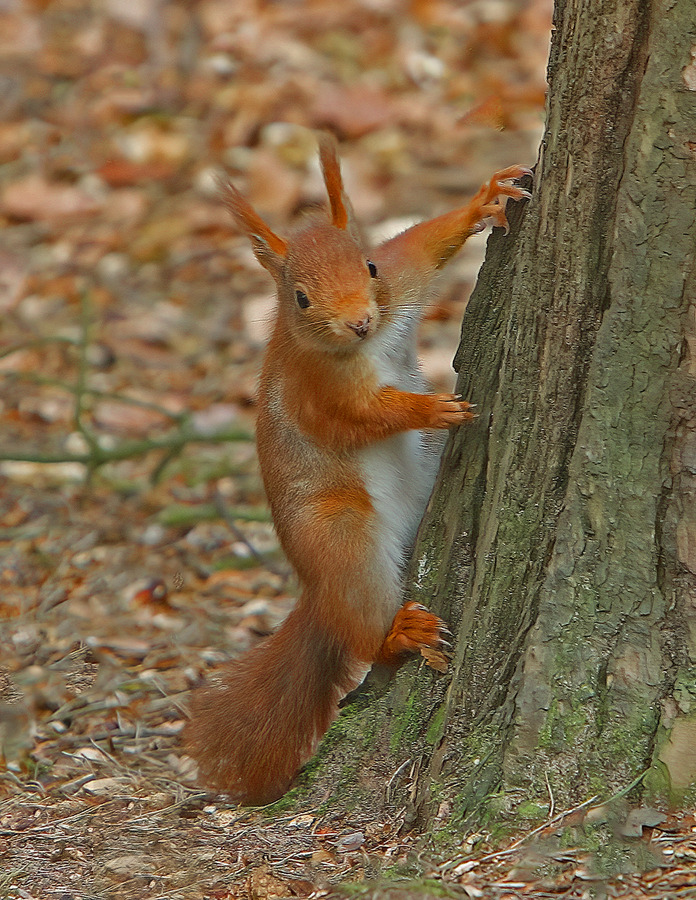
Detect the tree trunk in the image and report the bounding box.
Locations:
[310,0,696,829]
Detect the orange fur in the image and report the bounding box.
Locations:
[221,182,288,257]
[185,137,532,804]
[187,606,356,805]
[374,164,532,288]
[319,134,350,230]
[376,601,448,667]
[260,330,476,452]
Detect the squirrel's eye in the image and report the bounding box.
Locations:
[367,261,378,278]
[295,289,310,309]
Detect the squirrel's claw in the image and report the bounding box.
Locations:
[376,600,451,672]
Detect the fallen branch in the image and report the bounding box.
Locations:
[0,425,253,468]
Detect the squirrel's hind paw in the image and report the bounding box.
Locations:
[377,600,450,671]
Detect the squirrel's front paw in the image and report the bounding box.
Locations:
[478,165,533,234]
[377,600,451,671]
[431,393,476,428]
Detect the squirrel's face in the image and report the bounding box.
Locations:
[282,224,385,351]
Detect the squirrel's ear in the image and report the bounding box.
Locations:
[318,134,361,244]
[221,180,287,278]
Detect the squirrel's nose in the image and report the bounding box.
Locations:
[347,316,371,338]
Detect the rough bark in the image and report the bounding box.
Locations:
[403,0,696,823]
[307,0,696,830]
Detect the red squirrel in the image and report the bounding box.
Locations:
[185,136,531,805]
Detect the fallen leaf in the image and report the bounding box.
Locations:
[311,83,395,138]
[248,864,293,900]
[0,250,28,313]
[336,831,365,852]
[102,853,153,875]
[421,646,449,673]
[82,777,123,795]
[2,174,101,222]
[621,807,668,838]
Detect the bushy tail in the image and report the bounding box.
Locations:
[185,605,356,805]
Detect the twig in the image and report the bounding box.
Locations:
[597,767,650,804]
[158,500,270,526]
[545,768,555,819]
[0,335,79,360]
[0,425,253,467]
[150,445,183,484]
[385,759,413,803]
[4,371,187,423]
[213,489,288,577]
[74,291,100,459]
[1,296,244,476]
[441,794,600,876]
[0,799,123,836]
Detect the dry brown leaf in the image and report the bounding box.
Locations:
[2,174,101,223]
[421,646,449,673]
[248,864,293,900]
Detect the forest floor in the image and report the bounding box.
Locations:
[1,1,695,898]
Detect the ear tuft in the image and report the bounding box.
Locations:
[318,134,349,231]
[221,180,288,256]
[220,179,287,278]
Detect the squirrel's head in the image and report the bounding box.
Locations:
[223,135,387,351]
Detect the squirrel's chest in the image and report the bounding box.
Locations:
[362,309,423,391]
[358,311,439,567]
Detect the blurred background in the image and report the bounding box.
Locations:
[0,0,551,460]
[0,0,551,824]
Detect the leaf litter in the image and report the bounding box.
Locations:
[3,0,693,898]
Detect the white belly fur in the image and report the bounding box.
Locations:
[358,310,442,593]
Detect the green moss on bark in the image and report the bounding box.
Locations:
[304,0,696,840]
